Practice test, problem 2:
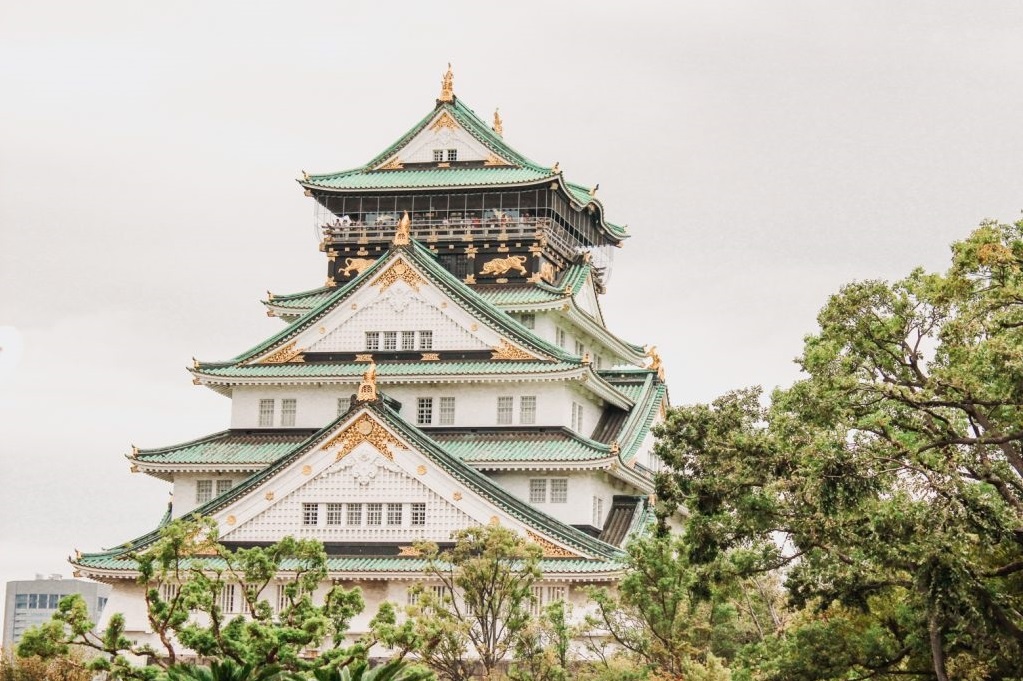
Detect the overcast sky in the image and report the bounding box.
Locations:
[2,1,1022,616]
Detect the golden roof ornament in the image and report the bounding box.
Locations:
[645,345,665,381]
[589,183,599,197]
[356,361,378,402]
[393,210,411,246]
[492,108,503,137]
[439,63,455,102]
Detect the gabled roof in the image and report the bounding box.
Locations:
[75,400,624,570]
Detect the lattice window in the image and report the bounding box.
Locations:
[575,340,585,357]
[387,503,403,525]
[347,503,363,525]
[592,496,604,526]
[518,313,535,329]
[417,397,434,426]
[497,396,513,425]
[281,399,297,427]
[367,503,383,526]
[159,583,179,603]
[556,328,566,348]
[439,397,455,425]
[520,396,536,425]
[547,585,566,603]
[326,503,344,525]
[433,149,444,162]
[446,149,458,161]
[529,585,545,616]
[365,332,380,351]
[572,402,584,433]
[419,330,433,350]
[302,503,319,526]
[383,331,398,351]
[401,331,416,350]
[411,503,426,526]
[219,583,236,614]
[550,478,568,503]
[216,479,233,496]
[258,399,275,427]
[196,480,213,504]
[529,479,547,504]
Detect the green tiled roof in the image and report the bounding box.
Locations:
[267,287,335,310]
[304,167,554,191]
[432,430,612,463]
[133,430,314,466]
[475,286,565,307]
[197,360,579,379]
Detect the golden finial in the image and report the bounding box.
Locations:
[551,162,560,173]
[589,183,599,197]
[645,345,665,381]
[356,361,378,402]
[582,352,591,364]
[492,108,503,137]
[610,441,620,455]
[439,63,455,102]
[393,210,411,246]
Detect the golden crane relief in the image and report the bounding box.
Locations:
[480,255,528,277]
[645,345,665,381]
[393,211,411,246]
[439,63,454,102]
[356,361,378,402]
[492,108,503,136]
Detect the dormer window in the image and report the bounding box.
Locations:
[446,149,458,162]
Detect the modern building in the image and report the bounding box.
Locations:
[2,575,110,652]
[71,67,670,649]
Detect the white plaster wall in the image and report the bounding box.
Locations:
[173,473,245,517]
[486,470,632,529]
[231,385,352,429]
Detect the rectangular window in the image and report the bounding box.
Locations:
[546,585,566,603]
[419,330,433,350]
[28,594,38,609]
[367,503,383,526]
[216,479,233,496]
[365,332,381,351]
[520,396,536,425]
[326,503,344,525]
[258,399,275,427]
[518,313,535,329]
[592,496,604,526]
[219,583,236,614]
[276,584,288,613]
[497,396,513,425]
[281,398,297,426]
[196,480,213,504]
[572,402,584,433]
[302,503,319,526]
[159,584,179,603]
[439,397,456,425]
[383,331,398,351]
[550,478,568,503]
[401,331,416,350]
[595,355,604,369]
[14,594,27,608]
[446,148,458,161]
[338,397,347,417]
[556,328,566,348]
[529,585,545,616]
[47,594,59,609]
[411,503,426,526]
[387,503,403,525]
[347,503,363,525]
[433,149,444,162]
[529,479,547,504]
[575,340,585,357]
[417,397,434,425]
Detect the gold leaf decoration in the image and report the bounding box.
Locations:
[379,157,404,170]
[491,340,537,361]
[525,530,578,558]
[322,414,403,462]
[430,110,458,131]
[259,341,305,364]
[373,260,424,293]
[398,545,422,556]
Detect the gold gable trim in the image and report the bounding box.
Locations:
[322,413,403,462]
[258,341,304,364]
[373,260,425,293]
[525,530,579,558]
[379,157,404,170]
[430,111,458,132]
[491,339,537,361]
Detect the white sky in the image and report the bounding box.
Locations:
[2,1,1022,616]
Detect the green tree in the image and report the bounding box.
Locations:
[655,219,1023,680]
[398,525,542,681]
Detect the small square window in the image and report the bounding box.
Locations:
[365,332,381,351]
[258,399,275,427]
[367,503,383,525]
[417,397,434,425]
[196,480,213,504]
[326,503,344,525]
[383,331,398,351]
[419,330,433,350]
[302,503,319,526]
[529,479,547,504]
[550,479,568,503]
[281,398,297,427]
[387,503,403,525]
[439,397,455,425]
[402,331,416,350]
[446,149,457,162]
[497,396,513,425]
[520,396,536,425]
[433,149,444,162]
[411,503,426,526]
[347,503,363,525]
[216,479,233,496]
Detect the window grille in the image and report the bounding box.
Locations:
[575,340,585,357]
[439,397,455,425]
[518,313,535,329]
[276,584,288,613]
[547,585,566,603]
[401,331,416,350]
[556,328,566,348]
[411,502,426,526]
[367,503,383,525]
[520,396,536,424]
[302,503,319,526]
[419,330,433,350]
[383,331,397,351]
[281,398,297,427]
[159,583,179,603]
[417,397,434,425]
[592,496,604,526]
[497,396,513,425]
[550,478,568,503]
[529,585,545,616]
[338,397,347,417]
[48,594,59,608]
[387,503,403,525]
[196,480,213,504]
[446,149,458,161]
[572,402,584,433]
[347,503,363,525]
[529,479,547,503]
[258,399,275,427]
[433,149,444,162]
[326,503,344,525]
[216,479,233,496]
[407,586,420,606]
[219,583,236,614]
[365,332,380,351]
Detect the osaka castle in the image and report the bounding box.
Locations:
[72,67,670,643]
